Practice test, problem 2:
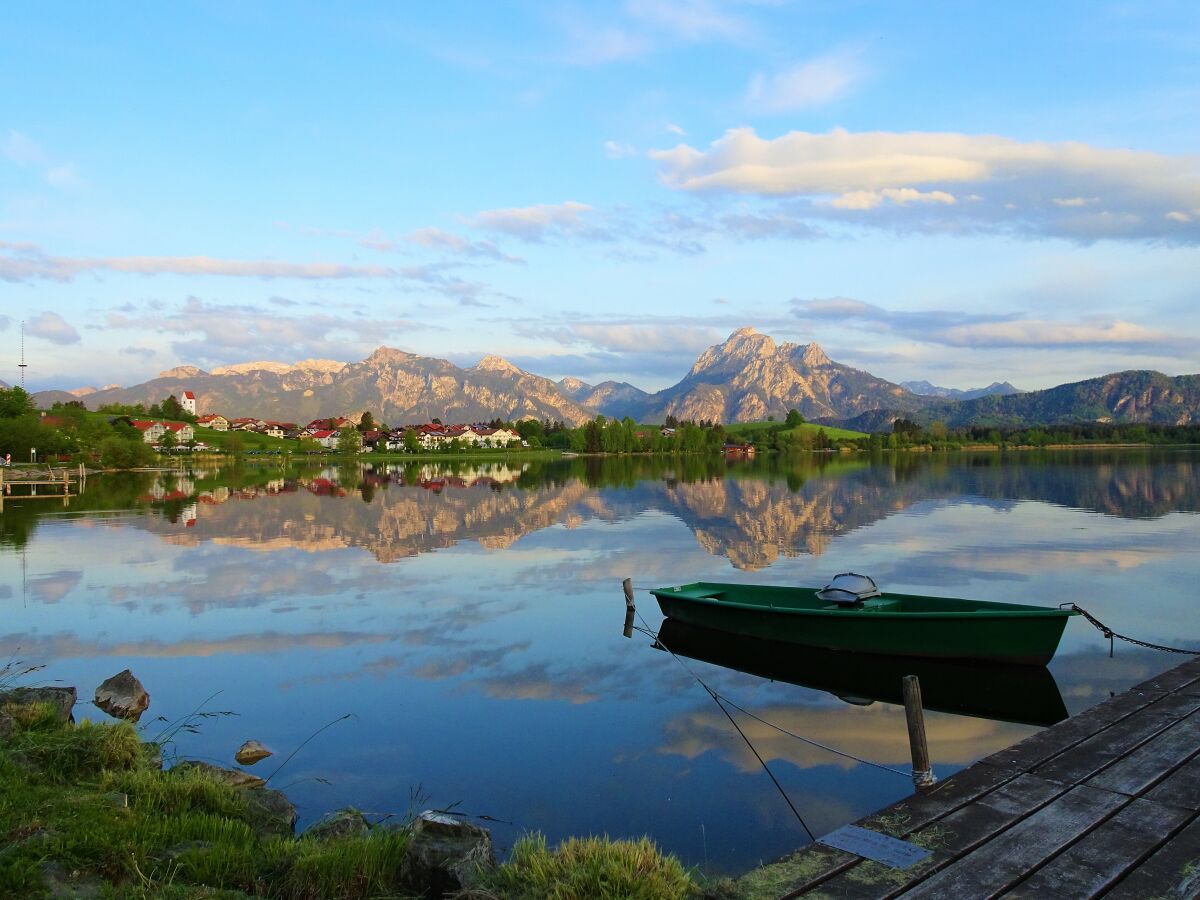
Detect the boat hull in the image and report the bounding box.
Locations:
[651,583,1074,665]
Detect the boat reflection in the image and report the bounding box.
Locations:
[653,618,1069,727]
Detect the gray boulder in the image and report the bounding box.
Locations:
[0,686,78,724]
[243,787,298,839]
[399,810,495,897]
[305,807,370,841]
[94,670,150,722]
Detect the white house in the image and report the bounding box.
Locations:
[181,391,197,415]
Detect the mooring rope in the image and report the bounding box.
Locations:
[632,605,817,841]
[1062,603,1199,656]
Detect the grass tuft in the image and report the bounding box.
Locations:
[476,833,694,900]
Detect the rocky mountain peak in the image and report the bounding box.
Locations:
[364,346,419,366]
[691,327,777,375]
[557,376,590,393]
[157,365,206,379]
[210,359,346,377]
[474,355,523,376]
[796,342,831,368]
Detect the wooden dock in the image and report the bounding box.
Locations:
[736,655,1200,899]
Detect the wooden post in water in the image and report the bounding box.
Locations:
[621,577,636,638]
[902,675,937,790]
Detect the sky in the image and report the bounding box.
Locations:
[1,0,1198,393]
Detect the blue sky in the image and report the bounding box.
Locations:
[2,1,1198,392]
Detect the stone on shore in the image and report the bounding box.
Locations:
[399,810,495,896]
[93,670,150,722]
[305,807,370,841]
[172,760,266,789]
[0,686,78,725]
[235,739,273,765]
[170,760,296,838]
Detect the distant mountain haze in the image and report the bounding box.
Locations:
[23,328,1200,429]
[901,380,1022,401]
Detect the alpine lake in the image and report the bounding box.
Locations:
[2,448,1197,875]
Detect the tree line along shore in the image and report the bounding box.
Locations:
[2,385,1197,470]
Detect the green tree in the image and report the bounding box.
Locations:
[337,428,362,455]
[785,409,805,428]
[403,429,421,453]
[358,412,377,433]
[160,395,188,421]
[158,429,178,452]
[0,386,33,419]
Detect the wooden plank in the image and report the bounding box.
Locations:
[1130,656,1200,694]
[1145,753,1200,811]
[1104,813,1200,899]
[765,765,1017,899]
[1034,694,1200,785]
[893,784,1128,898]
[999,798,1191,898]
[977,688,1163,773]
[1087,712,1200,797]
[795,776,1066,899]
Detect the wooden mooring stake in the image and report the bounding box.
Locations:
[621,578,636,638]
[902,674,937,790]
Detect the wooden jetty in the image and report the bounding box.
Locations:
[0,464,87,510]
[736,655,1200,899]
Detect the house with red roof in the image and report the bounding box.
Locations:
[181,390,197,415]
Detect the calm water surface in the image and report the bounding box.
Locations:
[2,450,1198,873]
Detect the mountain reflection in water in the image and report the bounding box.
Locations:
[0,449,1196,874]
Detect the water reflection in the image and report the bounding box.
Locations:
[654,618,1069,727]
[0,449,1196,873]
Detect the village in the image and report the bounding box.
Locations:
[120,390,525,453]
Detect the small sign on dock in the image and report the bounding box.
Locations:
[818,824,932,869]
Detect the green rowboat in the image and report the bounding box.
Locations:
[649,578,1078,665]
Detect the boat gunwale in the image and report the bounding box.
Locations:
[649,582,1080,620]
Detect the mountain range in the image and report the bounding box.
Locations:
[901,380,1022,401]
[25,328,1200,430]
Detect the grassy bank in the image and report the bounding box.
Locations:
[0,684,708,898]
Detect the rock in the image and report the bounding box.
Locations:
[0,686,78,724]
[235,739,273,765]
[171,760,266,789]
[103,792,128,808]
[39,861,103,898]
[242,787,298,839]
[94,669,150,722]
[0,712,13,739]
[305,807,370,841]
[169,760,295,839]
[399,810,495,897]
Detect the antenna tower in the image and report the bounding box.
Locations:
[18,320,28,388]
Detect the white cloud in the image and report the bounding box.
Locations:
[625,0,750,42]
[604,140,638,159]
[935,319,1172,349]
[545,322,723,353]
[792,297,1189,353]
[105,296,423,366]
[25,311,81,345]
[469,201,607,242]
[2,130,47,167]
[746,47,867,112]
[666,123,687,136]
[829,188,957,210]
[399,227,524,263]
[650,127,1200,242]
[563,25,651,65]
[45,163,84,191]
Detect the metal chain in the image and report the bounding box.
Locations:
[1063,603,1199,655]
